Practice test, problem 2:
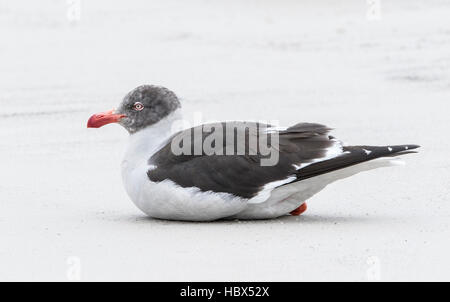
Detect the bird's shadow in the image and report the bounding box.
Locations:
[121,213,387,226]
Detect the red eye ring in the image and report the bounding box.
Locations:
[133,102,144,111]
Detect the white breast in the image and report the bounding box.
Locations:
[120,111,248,221]
[122,157,248,221]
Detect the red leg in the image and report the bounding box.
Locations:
[290,203,307,216]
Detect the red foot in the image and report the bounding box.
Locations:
[290,203,307,216]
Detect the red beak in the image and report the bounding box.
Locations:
[87,109,126,128]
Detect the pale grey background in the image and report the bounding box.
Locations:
[0,0,449,281]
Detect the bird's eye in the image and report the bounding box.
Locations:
[133,102,144,111]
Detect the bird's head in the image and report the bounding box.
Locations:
[87,85,181,133]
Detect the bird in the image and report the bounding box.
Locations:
[87,85,419,221]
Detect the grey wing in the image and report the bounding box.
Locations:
[147,121,341,199]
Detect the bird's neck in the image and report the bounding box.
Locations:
[122,109,183,170]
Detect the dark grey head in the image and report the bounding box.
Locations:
[115,85,181,133]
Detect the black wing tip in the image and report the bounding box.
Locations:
[345,144,420,153]
[405,144,420,150]
[393,144,420,153]
[295,143,420,181]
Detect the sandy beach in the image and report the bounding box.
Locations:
[0,0,449,281]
